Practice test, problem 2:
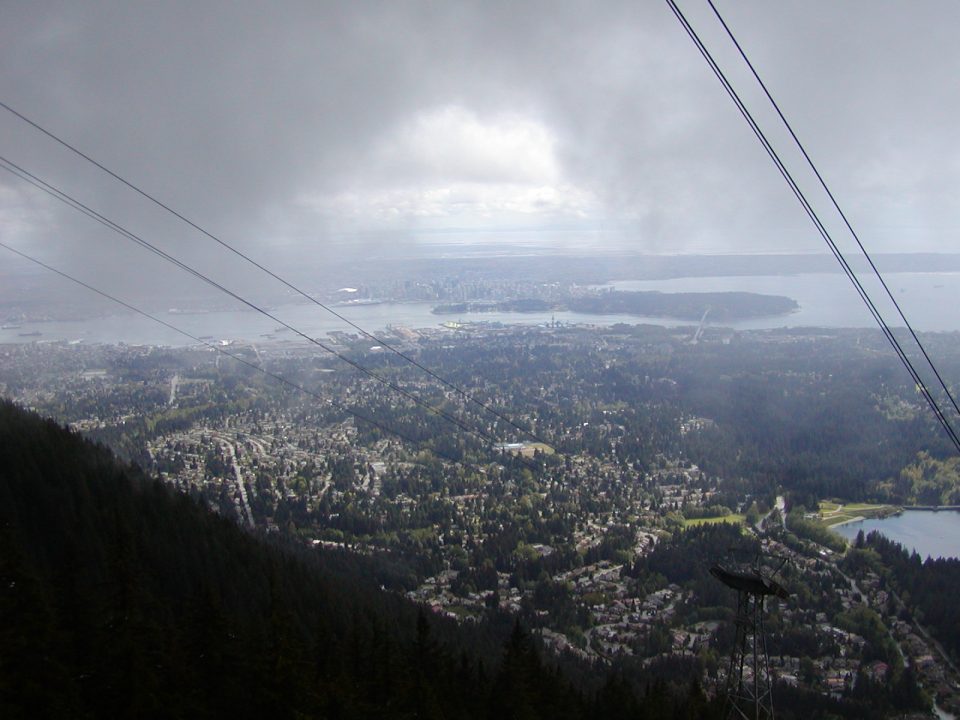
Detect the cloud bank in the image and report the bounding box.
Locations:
[2,0,960,281]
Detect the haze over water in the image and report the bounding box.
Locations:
[2,268,958,347]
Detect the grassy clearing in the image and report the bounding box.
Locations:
[501,442,555,458]
[816,500,900,528]
[845,503,895,512]
[682,514,744,528]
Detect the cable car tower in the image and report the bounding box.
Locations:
[710,554,789,720]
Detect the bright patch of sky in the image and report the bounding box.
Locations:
[299,106,599,229]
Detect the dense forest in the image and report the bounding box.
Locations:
[849,530,960,661]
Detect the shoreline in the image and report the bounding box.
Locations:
[826,515,867,529]
[821,503,902,532]
[902,505,960,512]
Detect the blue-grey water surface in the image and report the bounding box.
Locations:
[833,510,960,560]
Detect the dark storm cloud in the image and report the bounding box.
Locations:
[2,0,959,291]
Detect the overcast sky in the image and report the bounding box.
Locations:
[3,0,960,288]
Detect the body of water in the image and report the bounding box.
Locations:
[1,271,958,347]
[0,302,687,347]
[833,510,960,560]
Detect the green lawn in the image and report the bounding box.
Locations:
[817,500,900,527]
[845,502,893,512]
[682,514,745,528]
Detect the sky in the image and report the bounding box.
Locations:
[3,0,960,295]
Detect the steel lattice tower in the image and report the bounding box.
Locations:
[710,560,789,720]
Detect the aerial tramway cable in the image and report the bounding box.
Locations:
[705,0,960,430]
[0,100,550,449]
[665,0,960,455]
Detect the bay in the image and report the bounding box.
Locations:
[2,270,959,347]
